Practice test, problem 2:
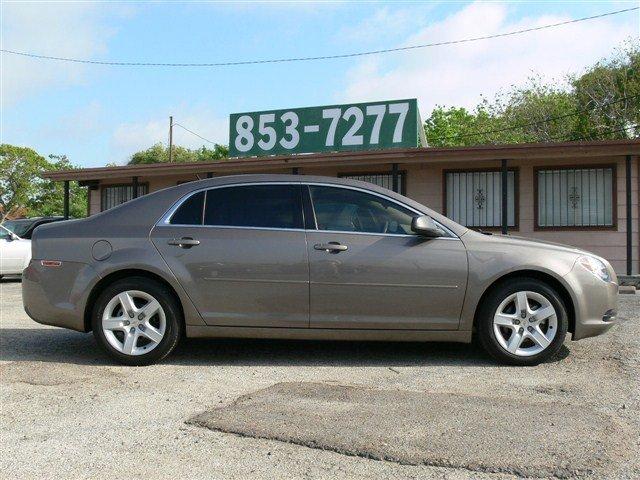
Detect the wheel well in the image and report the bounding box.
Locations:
[84,269,184,332]
[474,270,576,334]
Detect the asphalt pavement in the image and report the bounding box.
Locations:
[1,279,638,479]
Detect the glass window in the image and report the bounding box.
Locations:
[204,185,303,229]
[101,184,148,211]
[445,170,516,228]
[339,172,406,194]
[537,167,614,228]
[0,225,13,240]
[309,186,415,235]
[1,219,35,237]
[170,191,204,225]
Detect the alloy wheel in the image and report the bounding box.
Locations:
[101,290,166,356]
[493,290,558,357]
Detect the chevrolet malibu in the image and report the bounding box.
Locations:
[23,175,619,366]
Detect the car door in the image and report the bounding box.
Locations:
[305,184,468,330]
[0,228,31,274]
[151,183,310,328]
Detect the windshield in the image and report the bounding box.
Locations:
[1,219,35,238]
[0,224,14,240]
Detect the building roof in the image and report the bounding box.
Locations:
[42,139,640,182]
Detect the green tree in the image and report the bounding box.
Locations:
[129,143,228,165]
[424,41,639,147]
[1,144,49,221]
[0,145,86,221]
[571,41,640,140]
[32,155,87,218]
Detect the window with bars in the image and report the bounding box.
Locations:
[536,166,614,228]
[101,184,149,211]
[338,172,406,194]
[444,170,516,228]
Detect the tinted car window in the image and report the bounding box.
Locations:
[170,191,205,225]
[204,185,303,229]
[309,186,415,235]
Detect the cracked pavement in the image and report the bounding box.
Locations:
[1,279,638,479]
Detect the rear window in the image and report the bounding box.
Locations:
[204,185,303,230]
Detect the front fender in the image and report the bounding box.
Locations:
[458,235,579,332]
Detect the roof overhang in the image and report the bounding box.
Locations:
[42,139,640,182]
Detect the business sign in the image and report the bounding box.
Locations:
[229,99,424,158]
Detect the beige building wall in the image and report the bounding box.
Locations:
[89,155,639,274]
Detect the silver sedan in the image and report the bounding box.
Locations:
[22,175,619,366]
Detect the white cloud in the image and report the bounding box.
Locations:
[337,7,431,43]
[110,106,229,164]
[1,3,127,105]
[339,2,638,114]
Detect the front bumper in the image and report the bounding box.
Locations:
[563,261,620,341]
[22,259,98,332]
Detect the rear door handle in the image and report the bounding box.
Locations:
[314,242,348,253]
[168,237,200,248]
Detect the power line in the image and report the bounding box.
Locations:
[554,123,639,142]
[173,122,219,145]
[427,93,640,142]
[1,7,637,67]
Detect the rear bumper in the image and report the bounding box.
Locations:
[22,259,98,332]
[563,262,620,341]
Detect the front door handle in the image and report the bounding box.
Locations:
[314,242,348,253]
[168,237,200,248]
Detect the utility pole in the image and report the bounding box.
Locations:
[168,116,174,163]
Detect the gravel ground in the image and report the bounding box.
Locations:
[0,279,638,480]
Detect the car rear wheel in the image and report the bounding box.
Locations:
[92,277,182,366]
[477,278,568,366]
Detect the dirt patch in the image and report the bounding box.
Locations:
[190,382,632,478]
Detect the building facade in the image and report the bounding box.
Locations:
[43,140,640,275]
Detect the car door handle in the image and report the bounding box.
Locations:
[167,237,200,248]
[314,242,348,253]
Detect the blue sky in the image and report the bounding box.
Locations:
[1,1,638,167]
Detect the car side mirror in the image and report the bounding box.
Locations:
[7,233,17,241]
[411,215,443,237]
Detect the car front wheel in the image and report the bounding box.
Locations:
[92,277,182,366]
[477,278,568,366]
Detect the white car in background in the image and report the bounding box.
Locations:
[0,217,65,279]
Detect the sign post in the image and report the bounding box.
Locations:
[229,99,424,158]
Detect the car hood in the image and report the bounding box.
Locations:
[461,230,595,258]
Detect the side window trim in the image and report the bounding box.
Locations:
[159,181,456,238]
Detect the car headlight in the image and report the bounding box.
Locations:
[577,255,611,283]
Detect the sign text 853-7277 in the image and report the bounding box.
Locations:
[229,99,422,158]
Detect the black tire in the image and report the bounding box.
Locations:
[477,278,568,366]
[92,277,182,366]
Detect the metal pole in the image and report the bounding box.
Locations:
[501,159,508,235]
[626,155,632,275]
[63,181,70,220]
[168,116,174,163]
[392,163,399,193]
